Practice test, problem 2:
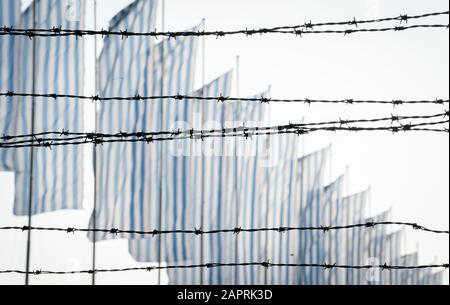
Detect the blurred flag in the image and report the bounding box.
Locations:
[264,133,299,285]
[90,0,158,241]
[297,148,329,285]
[230,89,269,285]
[5,0,85,215]
[340,190,370,284]
[399,253,419,285]
[429,270,444,285]
[322,175,345,285]
[362,209,392,285]
[129,71,232,285]
[0,0,20,172]
[381,229,404,285]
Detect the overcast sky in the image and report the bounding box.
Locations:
[0,0,448,285]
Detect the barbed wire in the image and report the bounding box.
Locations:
[1,120,448,149]
[0,24,448,39]
[0,262,448,276]
[1,91,449,106]
[1,112,448,143]
[0,221,448,236]
[1,11,447,40]
[269,11,450,31]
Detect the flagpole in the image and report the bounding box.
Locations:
[234,55,240,285]
[157,0,166,286]
[263,89,271,285]
[199,17,206,285]
[92,0,99,286]
[25,0,38,286]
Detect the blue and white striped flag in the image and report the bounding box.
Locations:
[90,0,158,241]
[399,253,419,285]
[381,229,404,285]
[129,71,232,284]
[362,209,392,285]
[429,270,444,285]
[297,148,329,285]
[340,189,370,284]
[195,72,235,285]
[263,133,299,285]
[0,0,20,171]
[5,0,85,215]
[231,90,269,285]
[321,175,345,285]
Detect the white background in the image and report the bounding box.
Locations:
[0,0,448,285]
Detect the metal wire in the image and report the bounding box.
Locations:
[0,221,448,236]
[0,262,447,276]
[1,91,448,106]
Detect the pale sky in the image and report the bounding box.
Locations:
[0,0,448,285]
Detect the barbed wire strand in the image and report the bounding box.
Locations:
[1,11,448,38]
[1,112,448,144]
[0,262,448,276]
[1,120,448,149]
[0,24,448,39]
[0,221,448,236]
[1,91,449,106]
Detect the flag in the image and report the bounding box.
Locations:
[321,175,345,285]
[263,133,300,285]
[90,0,158,241]
[129,71,233,285]
[297,148,329,285]
[6,0,85,215]
[0,0,21,172]
[231,89,269,285]
[340,190,370,285]
[362,209,392,285]
[429,271,444,285]
[381,229,404,285]
[196,71,234,285]
[399,253,419,285]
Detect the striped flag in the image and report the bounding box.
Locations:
[321,175,345,285]
[5,0,85,215]
[362,209,392,285]
[264,133,299,285]
[0,0,20,171]
[429,271,444,285]
[195,71,234,285]
[297,148,329,285]
[230,90,269,285]
[90,0,158,241]
[341,190,370,284]
[399,253,419,285]
[129,71,233,284]
[381,229,404,285]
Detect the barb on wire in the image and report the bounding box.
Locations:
[1,120,448,149]
[0,262,447,276]
[1,91,449,106]
[0,24,448,39]
[1,112,448,146]
[0,221,448,236]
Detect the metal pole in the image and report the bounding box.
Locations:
[199,17,206,285]
[25,0,38,286]
[263,92,271,285]
[92,0,99,286]
[157,0,165,286]
[234,55,240,284]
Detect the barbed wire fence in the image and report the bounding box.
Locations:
[0,221,449,236]
[0,7,449,284]
[1,91,449,106]
[0,10,448,39]
[1,262,448,276]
